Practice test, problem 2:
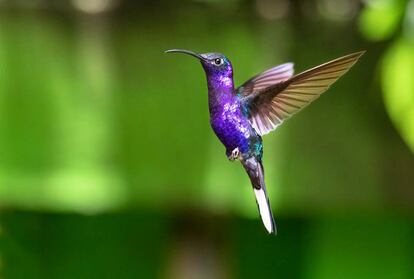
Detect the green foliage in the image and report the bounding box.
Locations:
[0,1,413,278]
[359,0,408,41]
[382,38,414,153]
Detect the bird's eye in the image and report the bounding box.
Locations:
[214,58,223,66]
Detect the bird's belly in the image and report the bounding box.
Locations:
[210,110,253,154]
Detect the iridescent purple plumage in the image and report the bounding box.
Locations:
[166,49,275,233]
[201,53,262,159]
[165,49,364,234]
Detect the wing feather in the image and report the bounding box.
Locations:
[238,63,294,97]
[243,51,364,135]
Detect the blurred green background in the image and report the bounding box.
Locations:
[0,0,413,278]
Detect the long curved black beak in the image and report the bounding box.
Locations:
[165,49,206,61]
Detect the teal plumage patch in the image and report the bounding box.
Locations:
[254,141,263,157]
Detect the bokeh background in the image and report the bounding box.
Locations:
[0,0,413,278]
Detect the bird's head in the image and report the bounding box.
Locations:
[165,49,233,80]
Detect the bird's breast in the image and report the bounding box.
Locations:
[210,100,254,154]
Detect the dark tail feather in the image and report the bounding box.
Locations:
[242,157,276,234]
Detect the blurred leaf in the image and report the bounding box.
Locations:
[359,0,407,41]
[404,0,414,39]
[382,37,414,153]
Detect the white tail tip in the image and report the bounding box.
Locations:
[254,188,275,234]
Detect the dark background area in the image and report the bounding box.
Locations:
[0,0,413,278]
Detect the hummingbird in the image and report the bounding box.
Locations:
[166,49,364,234]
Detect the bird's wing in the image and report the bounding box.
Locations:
[240,51,364,136]
[237,63,294,98]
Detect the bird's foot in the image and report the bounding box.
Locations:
[228,148,240,161]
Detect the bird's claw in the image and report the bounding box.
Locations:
[228,148,240,161]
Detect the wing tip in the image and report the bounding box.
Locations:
[344,50,366,62]
[352,50,366,57]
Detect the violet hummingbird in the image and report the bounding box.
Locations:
[166,49,364,234]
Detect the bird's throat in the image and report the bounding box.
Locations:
[206,74,235,113]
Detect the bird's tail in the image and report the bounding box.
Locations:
[242,156,276,234]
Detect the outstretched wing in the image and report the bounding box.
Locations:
[238,63,294,98]
[239,51,365,136]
